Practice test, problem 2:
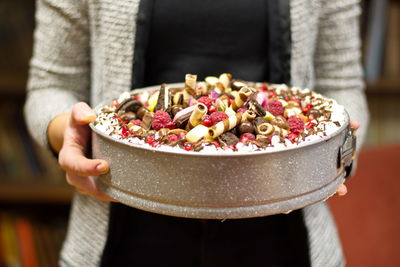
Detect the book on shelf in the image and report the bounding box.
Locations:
[0,98,63,185]
[0,212,67,267]
[383,0,400,79]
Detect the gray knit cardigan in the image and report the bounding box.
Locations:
[25,0,369,266]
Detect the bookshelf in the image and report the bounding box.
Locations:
[0,1,73,265]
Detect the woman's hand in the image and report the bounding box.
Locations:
[50,102,114,201]
[335,120,360,197]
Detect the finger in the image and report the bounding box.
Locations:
[349,120,360,130]
[59,145,109,176]
[336,184,348,197]
[66,173,115,202]
[71,102,96,125]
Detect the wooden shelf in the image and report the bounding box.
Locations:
[366,77,400,95]
[0,181,73,203]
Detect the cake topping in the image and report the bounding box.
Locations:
[93,73,345,152]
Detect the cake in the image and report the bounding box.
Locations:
[93,73,346,153]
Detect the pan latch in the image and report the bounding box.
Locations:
[337,126,357,179]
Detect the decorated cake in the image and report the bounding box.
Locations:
[93,73,346,153]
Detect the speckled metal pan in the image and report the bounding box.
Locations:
[90,84,356,219]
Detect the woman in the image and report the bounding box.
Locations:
[25,0,369,266]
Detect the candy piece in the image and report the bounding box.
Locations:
[115,98,143,113]
[120,112,136,122]
[141,112,154,130]
[248,99,266,117]
[238,122,255,134]
[186,103,208,130]
[231,86,253,111]
[219,132,239,146]
[173,91,184,105]
[262,111,275,122]
[154,84,171,112]
[169,128,187,135]
[206,112,242,139]
[147,91,160,112]
[183,74,197,104]
[186,124,209,143]
[271,116,289,129]
[127,124,144,135]
[171,105,183,116]
[173,105,196,123]
[242,110,256,122]
[284,106,302,118]
[136,106,148,120]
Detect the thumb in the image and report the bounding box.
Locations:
[71,102,96,125]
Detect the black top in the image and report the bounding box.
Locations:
[143,0,268,84]
[132,0,291,88]
[102,1,309,267]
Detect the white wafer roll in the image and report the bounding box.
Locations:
[186,125,209,143]
[231,86,253,111]
[206,112,242,139]
[186,103,207,130]
[257,123,274,135]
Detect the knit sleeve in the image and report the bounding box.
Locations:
[314,0,369,150]
[24,0,90,148]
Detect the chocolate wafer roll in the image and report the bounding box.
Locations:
[186,125,209,143]
[219,73,232,91]
[183,74,197,103]
[242,110,256,122]
[186,103,207,130]
[231,86,253,111]
[206,112,242,139]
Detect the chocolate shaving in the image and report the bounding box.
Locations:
[333,121,341,127]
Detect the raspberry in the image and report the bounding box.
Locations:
[302,104,313,115]
[177,132,186,140]
[183,143,192,151]
[210,111,228,125]
[240,133,256,144]
[130,119,142,126]
[287,116,305,133]
[152,110,173,131]
[286,132,299,143]
[167,134,178,142]
[201,114,213,127]
[119,126,131,137]
[208,105,217,114]
[146,135,157,146]
[266,100,284,116]
[165,121,177,129]
[306,121,316,129]
[197,96,213,109]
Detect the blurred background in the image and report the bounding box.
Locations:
[0,0,399,266]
